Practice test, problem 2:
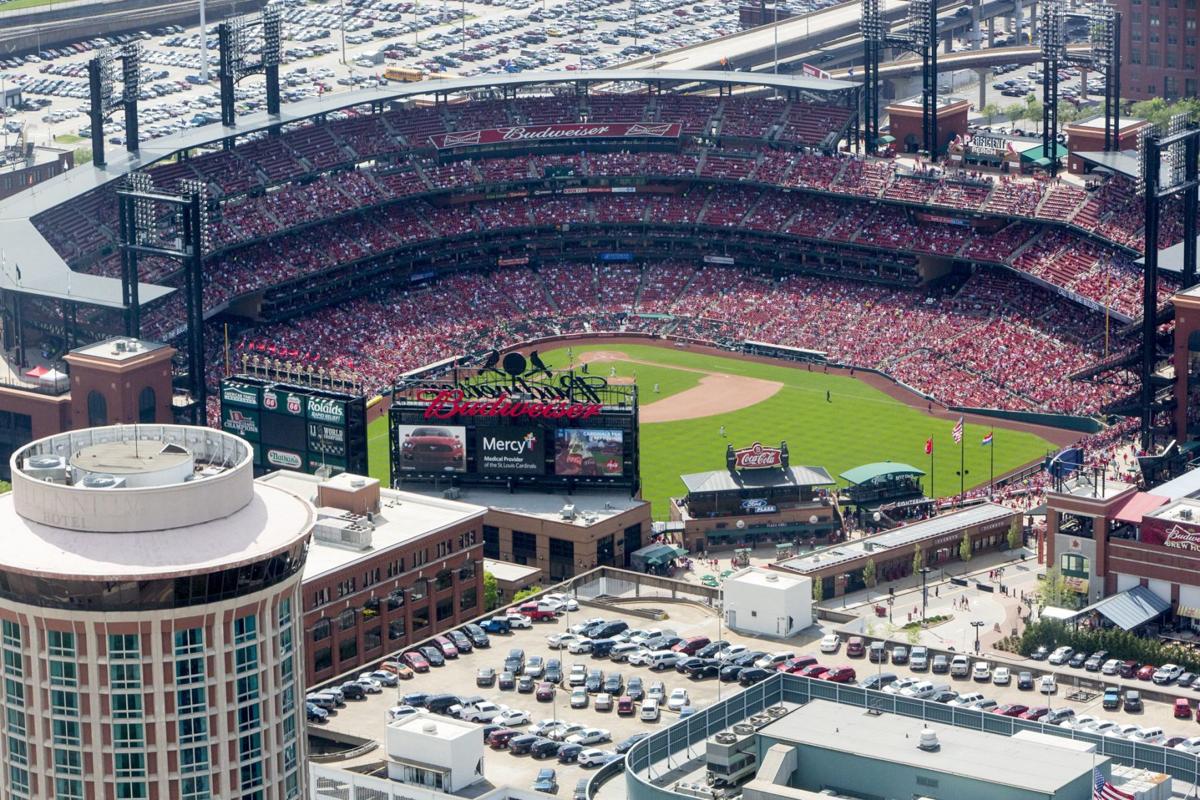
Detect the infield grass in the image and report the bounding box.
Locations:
[366,343,1055,518]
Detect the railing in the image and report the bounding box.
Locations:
[618,672,1200,800]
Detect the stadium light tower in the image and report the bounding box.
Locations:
[862,0,938,157]
[219,4,284,127]
[86,44,140,168]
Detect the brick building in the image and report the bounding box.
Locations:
[258,471,487,686]
[1117,0,1200,100]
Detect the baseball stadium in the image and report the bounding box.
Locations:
[0,67,1188,542]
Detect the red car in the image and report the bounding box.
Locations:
[402,651,430,672]
[617,695,635,716]
[797,664,830,679]
[1137,664,1158,681]
[673,636,711,655]
[517,602,556,621]
[823,666,856,683]
[1176,698,1193,719]
[780,656,819,673]
[846,637,865,658]
[536,682,555,702]
[401,426,465,471]
[488,728,521,748]
[1019,706,1050,721]
[433,636,459,659]
[994,704,1029,717]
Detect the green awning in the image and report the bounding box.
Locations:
[839,462,925,485]
[775,542,796,551]
[1019,143,1068,163]
[877,135,896,144]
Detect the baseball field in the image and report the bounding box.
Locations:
[367,342,1057,518]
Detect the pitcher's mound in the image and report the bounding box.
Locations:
[641,373,783,422]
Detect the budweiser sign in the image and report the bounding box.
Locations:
[1163,524,1200,553]
[732,442,785,471]
[429,122,682,150]
[418,371,609,422]
[423,390,602,421]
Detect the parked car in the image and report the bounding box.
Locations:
[595,693,613,712]
[489,728,522,748]
[419,645,445,667]
[1045,708,1076,725]
[1101,658,1121,675]
[1137,664,1158,681]
[824,666,856,683]
[571,687,589,708]
[992,667,1011,686]
[626,676,644,702]
[819,634,841,654]
[868,642,888,663]
[891,646,909,665]
[508,734,539,755]
[640,699,660,721]
[477,667,497,687]
[1176,699,1193,719]
[1154,664,1184,685]
[578,748,614,767]
[557,743,583,763]
[519,675,536,693]
[994,703,1029,717]
[972,662,992,682]
[1124,690,1143,712]
[860,672,898,691]
[505,649,526,674]
[1019,706,1050,721]
[931,654,950,674]
[1047,646,1074,665]
[537,682,556,702]
[739,668,772,686]
[1084,650,1109,671]
[1039,675,1057,694]
[1067,651,1087,669]
[617,695,635,715]
[909,646,929,671]
[403,652,430,672]
[950,655,971,678]
[566,728,611,746]
[1118,660,1140,679]
[535,767,556,791]
[499,671,516,690]
[1030,646,1049,661]
[1017,672,1035,690]
[1103,687,1123,710]
[846,637,865,657]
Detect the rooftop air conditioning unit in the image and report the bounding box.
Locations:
[81,473,126,489]
[1182,508,1194,521]
[732,724,756,736]
[444,487,461,500]
[714,733,738,744]
[749,715,771,728]
[560,504,576,521]
[917,729,940,752]
[767,705,787,717]
[23,454,68,482]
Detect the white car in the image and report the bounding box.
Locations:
[626,649,653,667]
[755,651,794,670]
[630,629,661,643]
[567,638,595,655]
[578,748,614,767]
[548,723,587,741]
[495,709,530,726]
[356,678,383,693]
[570,687,589,708]
[594,693,613,712]
[1129,727,1165,745]
[1039,675,1057,694]
[1153,664,1183,684]
[566,727,611,746]
[363,670,399,687]
[640,699,660,721]
[544,593,579,612]
[1106,724,1140,740]
[1066,715,1098,731]
[1174,736,1200,754]
[883,677,917,695]
[531,719,566,736]
[972,662,992,682]
[667,688,690,711]
[947,692,984,708]
[992,667,1011,686]
[721,645,749,662]
[1086,720,1119,736]
[504,612,533,629]
[819,634,841,654]
[1047,646,1074,666]
[547,633,581,649]
[899,681,936,699]
[388,705,419,720]
[569,618,605,635]
[1100,659,1121,675]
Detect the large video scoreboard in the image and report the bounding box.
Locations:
[388,349,639,495]
[219,375,368,476]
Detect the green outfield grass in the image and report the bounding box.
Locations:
[366,343,1055,518]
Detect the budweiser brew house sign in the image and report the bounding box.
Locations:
[727,441,790,471]
[429,122,682,150]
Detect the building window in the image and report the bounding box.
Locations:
[313,648,332,673]
[436,598,454,622]
[51,719,79,746]
[412,606,429,631]
[175,658,203,686]
[112,694,142,719]
[483,525,499,559]
[47,631,75,658]
[234,615,257,644]
[460,587,478,611]
[138,387,156,423]
[49,660,77,687]
[363,626,382,653]
[435,570,453,592]
[116,783,147,800]
[338,609,356,630]
[338,637,358,663]
[108,634,140,659]
[87,391,108,427]
[55,778,84,800]
[113,723,144,748]
[174,628,203,655]
[112,662,143,689]
[388,620,405,640]
[312,619,331,641]
[50,689,78,717]
[114,752,146,778]
[178,717,208,744]
[177,688,206,715]
[237,703,261,733]
[3,621,21,649]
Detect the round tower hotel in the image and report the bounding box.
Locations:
[0,424,313,800]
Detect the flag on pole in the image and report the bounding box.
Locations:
[1092,767,1134,799]
[952,417,963,444]
[924,437,933,455]
[981,431,993,447]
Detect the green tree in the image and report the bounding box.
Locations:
[959,531,973,562]
[1006,103,1024,128]
[980,102,1002,125]
[73,147,93,166]
[912,543,925,575]
[862,558,877,589]
[512,585,542,603]
[1024,96,1045,133]
[1007,519,1022,552]
[812,577,824,603]
[483,571,499,611]
[1034,568,1078,611]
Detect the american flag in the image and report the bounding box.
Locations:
[1093,767,1134,800]
[952,417,963,444]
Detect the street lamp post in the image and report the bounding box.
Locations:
[970,620,985,654]
[919,566,932,621]
[716,584,723,700]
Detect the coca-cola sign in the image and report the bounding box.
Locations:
[429,121,682,150]
[733,442,784,471]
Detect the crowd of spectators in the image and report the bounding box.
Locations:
[221,262,1127,418]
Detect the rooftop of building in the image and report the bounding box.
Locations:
[389,710,481,742]
[1145,496,1200,525]
[680,465,835,495]
[1067,114,1148,133]
[0,480,312,579]
[758,700,1098,794]
[0,144,69,174]
[484,558,542,583]
[401,482,646,528]
[728,566,808,591]
[68,336,169,363]
[258,471,488,581]
[1049,472,1136,502]
[888,93,969,111]
[778,503,1013,574]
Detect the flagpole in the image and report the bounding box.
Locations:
[959,432,965,506]
[989,432,994,499]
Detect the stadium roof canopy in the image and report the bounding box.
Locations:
[680,465,836,494]
[1070,585,1170,630]
[0,70,855,311]
[839,462,925,485]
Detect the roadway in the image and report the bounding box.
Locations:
[622,0,1022,73]
[826,42,1090,79]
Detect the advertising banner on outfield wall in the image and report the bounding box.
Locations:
[477,428,545,475]
[429,122,682,149]
[222,407,261,441]
[308,421,347,458]
[554,428,624,477]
